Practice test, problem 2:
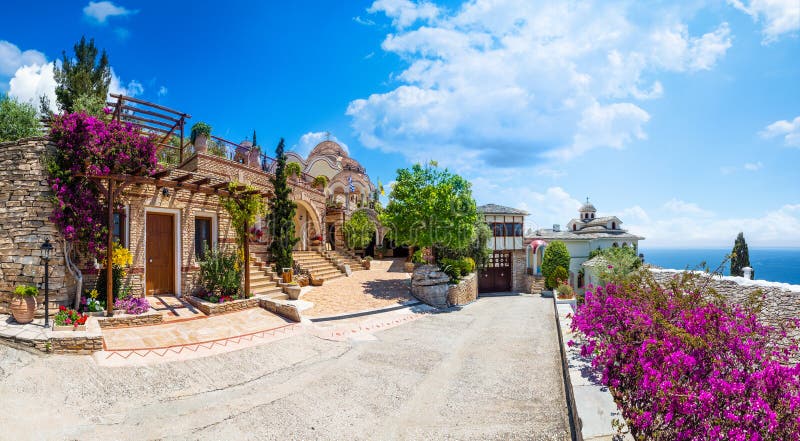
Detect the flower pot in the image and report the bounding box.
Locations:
[310,278,324,287]
[362,260,371,270]
[375,252,384,260]
[281,268,294,283]
[194,134,208,154]
[10,296,37,324]
[404,262,415,273]
[53,324,87,332]
[285,286,302,300]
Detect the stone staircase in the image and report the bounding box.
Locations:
[293,251,347,282]
[529,275,546,294]
[248,255,288,300]
[323,250,366,272]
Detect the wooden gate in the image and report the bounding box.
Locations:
[479,251,512,293]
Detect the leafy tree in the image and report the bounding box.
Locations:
[595,246,642,284]
[54,36,111,114]
[0,94,40,142]
[268,138,298,271]
[343,210,376,249]
[542,241,570,289]
[380,162,477,262]
[730,232,753,278]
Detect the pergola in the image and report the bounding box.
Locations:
[79,171,271,316]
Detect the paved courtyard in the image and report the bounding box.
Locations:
[0,295,569,440]
[302,258,416,317]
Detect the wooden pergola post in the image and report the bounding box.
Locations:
[243,218,250,297]
[105,178,115,316]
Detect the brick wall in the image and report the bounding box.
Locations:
[0,138,74,313]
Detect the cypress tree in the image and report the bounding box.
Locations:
[268,138,298,271]
[730,232,752,278]
[54,36,112,114]
[542,241,571,289]
[252,130,257,148]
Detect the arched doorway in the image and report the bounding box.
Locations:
[293,200,322,251]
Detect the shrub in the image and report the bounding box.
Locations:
[13,285,38,297]
[439,258,462,283]
[547,266,569,290]
[343,210,376,250]
[412,249,425,264]
[542,241,570,289]
[570,275,800,440]
[198,246,242,298]
[460,257,476,275]
[0,94,40,142]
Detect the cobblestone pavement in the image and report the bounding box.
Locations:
[302,258,416,317]
[0,295,570,441]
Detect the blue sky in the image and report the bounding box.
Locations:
[2,0,799,247]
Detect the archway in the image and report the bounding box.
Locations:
[293,199,322,251]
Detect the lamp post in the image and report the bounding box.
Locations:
[41,239,53,328]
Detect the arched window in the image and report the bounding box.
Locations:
[613,242,619,248]
[591,213,595,219]
[622,242,628,248]
[611,222,616,229]
[572,224,577,231]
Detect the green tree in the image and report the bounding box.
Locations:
[0,94,40,142]
[542,241,570,289]
[595,246,642,284]
[730,232,752,278]
[268,138,298,271]
[380,162,477,262]
[343,210,376,249]
[54,36,111,114]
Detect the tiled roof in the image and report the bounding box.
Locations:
[530,229,644,241]
[478,204,529,215]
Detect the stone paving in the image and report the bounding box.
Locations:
[301,258,415,317]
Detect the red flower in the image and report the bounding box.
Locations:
[59,305,66,311]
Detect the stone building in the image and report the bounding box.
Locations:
[273,140,381,252]
[477,204,530,293]
[0,135,332,312]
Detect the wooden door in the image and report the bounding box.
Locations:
[479,252,512,293]
[146,213,174,295]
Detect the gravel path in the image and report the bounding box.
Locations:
[0,295,570,440]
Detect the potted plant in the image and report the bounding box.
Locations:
[313,175,329,190]
[53,305,88,331]
[285,162,302,181]
[81,289,105,316]
[375,246,385,259]
[362,256,372,270]
[285,282,302,300]
[190,122,212,154]
[10,285,38,324]
[281,267,294,284]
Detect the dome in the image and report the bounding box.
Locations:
[579,197,596,213]
[309,140,348,159]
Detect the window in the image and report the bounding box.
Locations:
[112,210,126,247]
[572,224,577,231]
[195,217,212,259]
[506,223,523,237]
[611,222,617,229]
[492,223,505,237]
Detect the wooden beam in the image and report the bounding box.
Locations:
[109,93,191,119]
[117,104,181,123]
[190,177,210,186]
[172,173,193,183]
[119,113,175,128]
[106,178,114,316]
[211,182,229,190]
[152,170,170,179]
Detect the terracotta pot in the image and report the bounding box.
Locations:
[363,260,371,270]
[310,277,324,287]
[194,134,208,154]
[404,262,415,273]
[10,296,37,324]
[281,268,294,283]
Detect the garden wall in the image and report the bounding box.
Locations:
[649,269,800,334]
[446,273,477,306]
[0,137,74,314]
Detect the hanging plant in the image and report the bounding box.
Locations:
[190,122,212,144]
[285,162,302,179]
[313,175,329,189]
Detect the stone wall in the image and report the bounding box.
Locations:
[186,295,260,315]
[411,265,450,308]
[96,311,163,329]
[649,269,800,333]
[511,249,528,293]
[447,273,477,306]
[0,138,74,313]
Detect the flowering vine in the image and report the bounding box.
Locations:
[570,274,800,440]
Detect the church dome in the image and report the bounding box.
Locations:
[309,140,348,159]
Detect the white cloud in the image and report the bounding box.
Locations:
[353,16,376,26]
[760,116,800,147]
[368,0,439,28]
[0,41,46,77]
[728,0,800,43]
[83,1,136,24]
[349,0,733,168]
[157,86,168,97]
[663,198,714,217]
[8,63,57,112]
[292,132,351,157]
[627,202,800,248]
[108,69,143,97]
[744,161,763,171]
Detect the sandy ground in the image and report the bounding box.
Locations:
[0,295,570,441]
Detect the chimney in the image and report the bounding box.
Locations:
[553,224,561,232]
[742,267,753,280]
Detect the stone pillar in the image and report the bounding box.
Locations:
[743,267,753,280]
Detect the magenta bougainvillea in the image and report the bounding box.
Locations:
[47,111,159,256]
[571,280,800,440]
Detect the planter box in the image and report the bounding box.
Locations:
[285,286,302,300]
[186,295,259,315]
[53,324,87,332]
[84,310,105,317]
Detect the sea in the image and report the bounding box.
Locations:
[640,248,800,286]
